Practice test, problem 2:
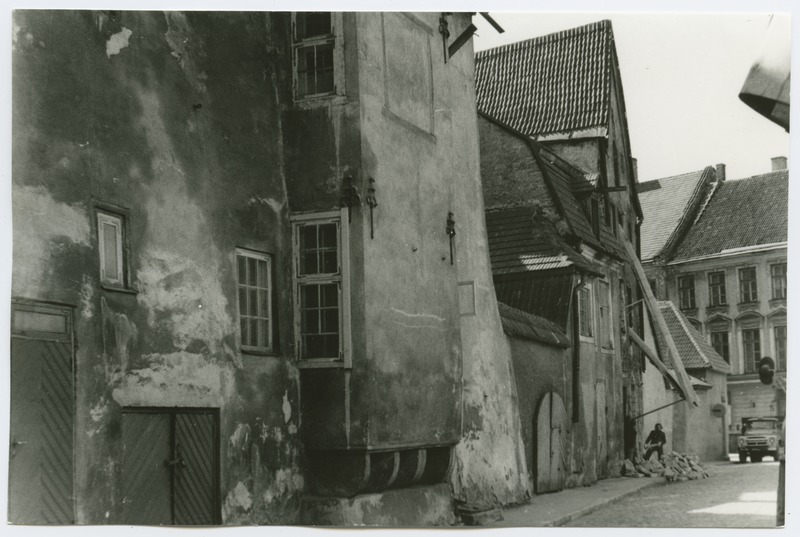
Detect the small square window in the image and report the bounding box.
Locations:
[97,210,126,287]
[236,249,273,353]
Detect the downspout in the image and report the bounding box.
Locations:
[571,271,587,423]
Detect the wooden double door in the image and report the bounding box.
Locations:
[122,408,220,525]
[535,391,568,493]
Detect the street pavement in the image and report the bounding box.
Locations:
[565,459,779,528]
[487,458,779,528]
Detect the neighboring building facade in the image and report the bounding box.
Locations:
[638,160,788,455]
[10,10,522,526]
[475,20,649,479]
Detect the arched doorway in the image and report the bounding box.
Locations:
[535,391,568,493]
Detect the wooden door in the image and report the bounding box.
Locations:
[122,409,220,525]
[535,391,568,493]
[596,382,608,478]
[9,303,74,524]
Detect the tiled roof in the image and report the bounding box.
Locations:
[475,20,613,138]
[637,168,713,261]
[485,206,600,275]
[671,170,789,261]
[497,302,570,347]
[656,301,731,373]
[495,272,574,329]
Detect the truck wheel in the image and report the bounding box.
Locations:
[752,455,763,463]
[738,451,748,463]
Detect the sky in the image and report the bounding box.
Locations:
[472,12,791,183]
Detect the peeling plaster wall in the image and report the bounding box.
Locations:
[13,11,302,524]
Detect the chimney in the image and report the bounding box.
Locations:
[631,157,638,183]
[771,156,788,171]
[715,163,726,183]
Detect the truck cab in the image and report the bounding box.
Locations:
[738,417,782,463]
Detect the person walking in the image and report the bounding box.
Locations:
[644,423,667,461]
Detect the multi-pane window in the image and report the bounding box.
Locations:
[739,267,758,303]
[237,250,273,352]
[598,280,613,349]
[296,219,341,360]
[578,285,593,338]
[771,263,787,299]
[711,331,730,363]
[97,210,126,287]
[677,274,696,310]
[774,325,787,371]
[742,329,761,373]
[293,13,335,98]
[708,271,727,306]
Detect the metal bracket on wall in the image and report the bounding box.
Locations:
[366,178,378,239]
[339,175,361,223]
[446,211,456,265]
[438,13,451,63]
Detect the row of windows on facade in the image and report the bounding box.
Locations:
[709,323,786,374]
[676,264,787,310]
[97,209,344,361]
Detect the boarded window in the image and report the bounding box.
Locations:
[97,210,125,286]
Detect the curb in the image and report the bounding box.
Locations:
[542,479,663,527]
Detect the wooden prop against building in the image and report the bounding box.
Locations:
[623,242,699,407]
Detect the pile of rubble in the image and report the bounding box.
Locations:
[622,452,710,482]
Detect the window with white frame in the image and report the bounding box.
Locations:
[774,324,786,371]
[578,284,593,338]
[236,249,273,353]
[97,210,126,287]
[771,263,787,299]
[708,271,727,306]
[738,267,758,303]
[294,215,345,362]
[677,274,696,310]
[292,12,341,100]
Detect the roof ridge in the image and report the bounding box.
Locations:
[726,169,789,183]
[640,168,707,185]
[656,166,715,260]
[475,19,611,60]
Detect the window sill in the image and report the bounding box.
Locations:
[706,304,729,314]
[100,283,138,295]
[297,360,346,370]
[769,298,787,307]
[680,307,698,316]
[241,348,279,357]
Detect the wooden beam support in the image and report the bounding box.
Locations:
[623,242,699,406]
[628,329,677,390]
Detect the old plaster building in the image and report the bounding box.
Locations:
[474,20,654,484]
[638,159,788,454]
[10,10,523,526]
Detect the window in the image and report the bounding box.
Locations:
[708,271,727,306]
[578,284,593,338]
[598,280,613,349]
[293,13,337,99]
[97,210,126,287]
[677,274,696,310]
[771,263,787,299]
[589,196,601,236]
[293,215,348,362]
[711,331,730,363]
[742,328,761,373]
[739,267,758,303]
[774,325,787,371]
[236,249,273,353]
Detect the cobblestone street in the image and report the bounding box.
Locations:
[566,460,780,528]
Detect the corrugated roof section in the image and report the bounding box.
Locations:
[475,20,613,137]
[656,301,731,373]
[497,302,570,347]
[637,168,712,261]
[671,170,788,261]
